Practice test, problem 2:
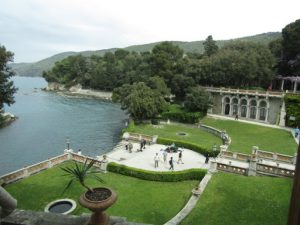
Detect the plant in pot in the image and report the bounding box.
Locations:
[61,159,117,225]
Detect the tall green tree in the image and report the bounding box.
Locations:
[150,42,184,85]
[203,35,219,56]
[0,45,17,110]
[112,82,167,120]
[280,19,300,75]
[184,87,212,112]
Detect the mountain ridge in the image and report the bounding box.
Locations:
[10,32,281,77]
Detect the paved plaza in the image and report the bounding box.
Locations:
[105,141,210,171]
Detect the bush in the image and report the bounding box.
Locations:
[107,162,207,182]
[151,118,160,125]
[284,94,300,127]
[157,137,220,157]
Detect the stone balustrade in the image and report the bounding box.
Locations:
[0,152,108,185]
[216,148,296,178]
[122,132,157,144]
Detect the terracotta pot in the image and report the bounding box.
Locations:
[79,187,117,225]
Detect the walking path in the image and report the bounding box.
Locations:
[106,141,210,171]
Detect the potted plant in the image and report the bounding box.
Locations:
[62,159,117,225]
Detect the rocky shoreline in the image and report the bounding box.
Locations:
[44,82,112,100]
[0,113,17,128]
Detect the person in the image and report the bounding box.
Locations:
[128,142,133,153]
[140,140,143,152]
[177,150,184,164]
[169,157,174,171]
[143,139,147,149]
[154,153,159,168]
[205,154,209,164]
[78,149,82,155]
[163,150,168,163]
[235,113,238,120]
[295,127,299,138]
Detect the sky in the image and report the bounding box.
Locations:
[0,0,299,63]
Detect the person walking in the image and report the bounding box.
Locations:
[295,127,299,138]
[177,150,184,164]
[154,153,159,168]
[128,142,133,153]
[163,150,168,163]
[169,157,174,171]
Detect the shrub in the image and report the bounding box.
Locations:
[157,137,220,157]
[151,118,160,125]
[125,120,136,133]
[284,94,300,127]
[107,162,207,182]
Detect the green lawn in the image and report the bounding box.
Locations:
[5,161,198,225]
[181,172,293,225]
[131,123,222,149]
[201,117,297,155]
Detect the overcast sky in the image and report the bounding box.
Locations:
[0,0,299,63]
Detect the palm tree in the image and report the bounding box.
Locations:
[61,159,104,193]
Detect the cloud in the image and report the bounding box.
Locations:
[0,0,299,62]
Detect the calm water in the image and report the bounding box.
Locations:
[0,76,127,175]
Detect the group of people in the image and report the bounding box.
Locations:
[154,149,184,170]
[124,141,133,153]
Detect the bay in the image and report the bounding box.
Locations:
[0,76,127,175]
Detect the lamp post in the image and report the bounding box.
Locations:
[66,137,70,150]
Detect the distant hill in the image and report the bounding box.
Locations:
[10,32,281,77]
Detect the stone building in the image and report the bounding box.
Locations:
[206,87,285,125]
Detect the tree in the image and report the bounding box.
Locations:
[197,41,275,88]
[203,35,219,56]
[146,76,170,96]
[0,45,17,110]
[150,42,184,85]
[170,74,196,100]
[112,82,167,121]
[184,87,212,112]
[280,19,300,75]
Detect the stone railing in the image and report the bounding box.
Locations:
[0,151,109,185]
[122,132,157,144]
[205,87,284,98]
[215,148,296,178]
[216,162,248,175]
[256,150,296,165]
[219,150,251,162]
[256,163,295,178]
[199,124,231,147]
[0,154,70,184]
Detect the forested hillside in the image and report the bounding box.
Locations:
[10,32,280,77]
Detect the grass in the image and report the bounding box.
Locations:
[200,117,297,155]
[181,172,293,225]
[131,123,222,149]
[5,161,198,225]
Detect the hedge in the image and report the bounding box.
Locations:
[161,111,205,124]
[107,162,207,182]
[157,137,220,157]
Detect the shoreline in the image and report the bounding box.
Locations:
[44,82,112,100]
[0,113,17,128]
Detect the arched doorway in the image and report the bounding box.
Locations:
[250,99,257,119]
[232,98,238,116]
[240,99,247,117]
[224,97,230,115]
[259,101,267,121]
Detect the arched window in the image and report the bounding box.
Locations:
[259,101,267,120]
[250,100,257,119]
[240,99,247,117]
[224,97,230,115]
[232,98,238,116]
